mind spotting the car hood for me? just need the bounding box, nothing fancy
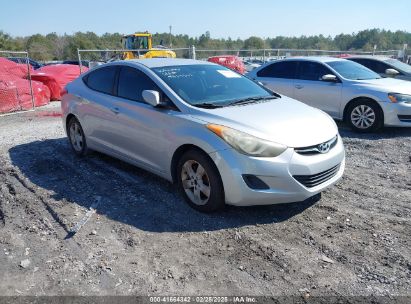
[189,97,338,148]
[352,78,411,94]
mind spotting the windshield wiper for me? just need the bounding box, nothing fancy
[195,103,223,109]
[355,77,381,80]
[227,96,278,106]
[194,96,278,109]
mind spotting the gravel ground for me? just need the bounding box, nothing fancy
[0,103,410,300]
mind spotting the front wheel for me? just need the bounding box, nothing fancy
[177,149,225,213]
[346,100,383,132]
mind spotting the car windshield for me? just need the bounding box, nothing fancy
[327,60,381,80]
[385,59,411,73]
[152,64,275,107]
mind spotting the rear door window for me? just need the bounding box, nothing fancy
[84,66,117,95]
[350,59,390,74]
[373,61,392,74]
[257,61,297,79]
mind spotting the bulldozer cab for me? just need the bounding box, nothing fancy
[122,32,176,60]
[122,33,152,55]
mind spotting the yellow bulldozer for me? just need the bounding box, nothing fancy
[122,32,176,60]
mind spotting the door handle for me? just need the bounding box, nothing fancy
[110,107,120,114]
[295,84,304,89]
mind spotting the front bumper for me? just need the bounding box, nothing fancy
[209,136,345,206]
[381,102,411,127]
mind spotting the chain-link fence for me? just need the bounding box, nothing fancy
[195,48,400,62]
[195,49,267,61]
[77,46,408,76]
[77,47,192,72]
[0,50,35,115]
[78,47,403,63]
[271,48,399,59]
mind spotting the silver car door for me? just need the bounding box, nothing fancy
[254,61,297,98]
[294,61,342,118]
[110,66,179,173]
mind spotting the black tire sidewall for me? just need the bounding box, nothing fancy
[346,100,383,132]
[177,149,225,213]
[68,117,88,156]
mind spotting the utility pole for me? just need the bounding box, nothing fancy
[169,25,172,48]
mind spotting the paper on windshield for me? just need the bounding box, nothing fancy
[217,70,241,78]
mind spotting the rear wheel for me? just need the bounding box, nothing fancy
[177,149,225,213]
[68,117,88,156]
[346,99,383,132]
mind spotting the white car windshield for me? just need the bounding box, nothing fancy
[327,60,381,80]
[153,64,276,108]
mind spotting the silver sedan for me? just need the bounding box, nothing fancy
[62,59,345,212]
[248,57,411,132]
[347,56,411,82]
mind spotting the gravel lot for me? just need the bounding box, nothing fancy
[0,102,410,300]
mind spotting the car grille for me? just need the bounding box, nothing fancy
[293,164,340,188]
[294,136,338,155]
[398,115,411,122]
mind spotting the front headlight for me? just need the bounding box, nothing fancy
[388,93,411,103]
[207,124,287,157]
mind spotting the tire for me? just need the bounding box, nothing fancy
[177,149,225,213]
[346,99,384,132]
[67,117,88,156]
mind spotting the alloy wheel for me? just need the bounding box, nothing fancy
[181,160,211,206]
[350,105,376,129]
[69,121,84,152]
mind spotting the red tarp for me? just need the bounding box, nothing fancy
[31,64,88,100]
[207,55,246,74]
[0,57,33,78]
[0,58,50,113]
[0,75,50,113]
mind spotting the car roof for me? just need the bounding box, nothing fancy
[126,58,214,69]
[348,55,391,61]
[281,56,344,63]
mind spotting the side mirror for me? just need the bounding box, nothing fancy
[321,74,338,82]
[142,90,163,107]
[385,68,399,76]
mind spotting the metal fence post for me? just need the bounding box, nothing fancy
[190,45,196,60]
[77,49,82,74]
[26,51,35,110]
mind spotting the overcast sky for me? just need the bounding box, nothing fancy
[1,0,410,38]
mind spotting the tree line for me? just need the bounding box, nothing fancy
[0,28,410,61]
